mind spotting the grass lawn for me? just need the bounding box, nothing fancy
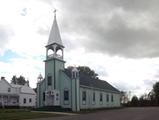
[0,109,63,120]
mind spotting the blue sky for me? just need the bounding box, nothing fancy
[0,50,19,62]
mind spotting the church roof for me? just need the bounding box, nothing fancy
[47,13,63,47]
[64,69,120,93]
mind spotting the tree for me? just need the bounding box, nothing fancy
[11,75,27,85]
[67,66,98,79]
[139,95,148,106]
[11,75,17,84]
[33,88,37,93]
[148,91,156,106]
[153,82,159,105]
[131,95,139,106]
[120,91,129,104]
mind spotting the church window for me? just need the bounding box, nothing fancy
[64,90,69,101]
[48,76,52,86]
[73,72,75,78]
[72,72,76,79]
[82,91,86,101]
[56,49,62,57]
[100,93,103,102]
[48,49,54,57]
[93,92,95,102]
[23,98,26,104]
[106,94,109,102]
[111,94,114,102]
[43,92,45,101]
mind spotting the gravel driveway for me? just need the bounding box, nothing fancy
[29,107,159,120]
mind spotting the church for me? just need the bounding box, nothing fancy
[37,12,121,112]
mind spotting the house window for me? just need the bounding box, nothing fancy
[93,92,95,102]
[8,88,11,92]
[43,92,45,101]
[64,90,69,101]
[23,98,26,104]
[111,94,114,102]
[106,94,109,102]
[82,91,86,101]
[100,93,103,102]
[47,76,52,86]
[29,98,32,103]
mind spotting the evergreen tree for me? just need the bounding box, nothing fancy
[153,82,159,105]
[131,95,139,106]
[11,75,27,85]
[11,75,17,84]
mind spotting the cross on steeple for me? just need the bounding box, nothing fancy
[54,9,57,18]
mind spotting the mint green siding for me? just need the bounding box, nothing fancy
[59,71,72,108]
[37,80,46,107]
[45,58,64,90]
[80,86,120,109]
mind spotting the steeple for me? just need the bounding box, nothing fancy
[47,10,63,47]
[46,10,64,60]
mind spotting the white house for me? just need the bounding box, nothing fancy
[0,77,36,107]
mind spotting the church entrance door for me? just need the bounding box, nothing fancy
[46,95,54,106]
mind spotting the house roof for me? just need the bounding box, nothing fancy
[11,84,22,88]
[11,84,35,94]
[0,78,35,94]
[20,86,36,94]
[64,69,120,93]
[0,78,12,87]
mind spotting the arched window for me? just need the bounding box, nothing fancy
[47,49,54,57]
[72,71,76,78]
[72,67,79,79]
[56,49,62,57]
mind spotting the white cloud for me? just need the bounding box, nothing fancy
[0,0,159,97]
[65,51,159,96]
